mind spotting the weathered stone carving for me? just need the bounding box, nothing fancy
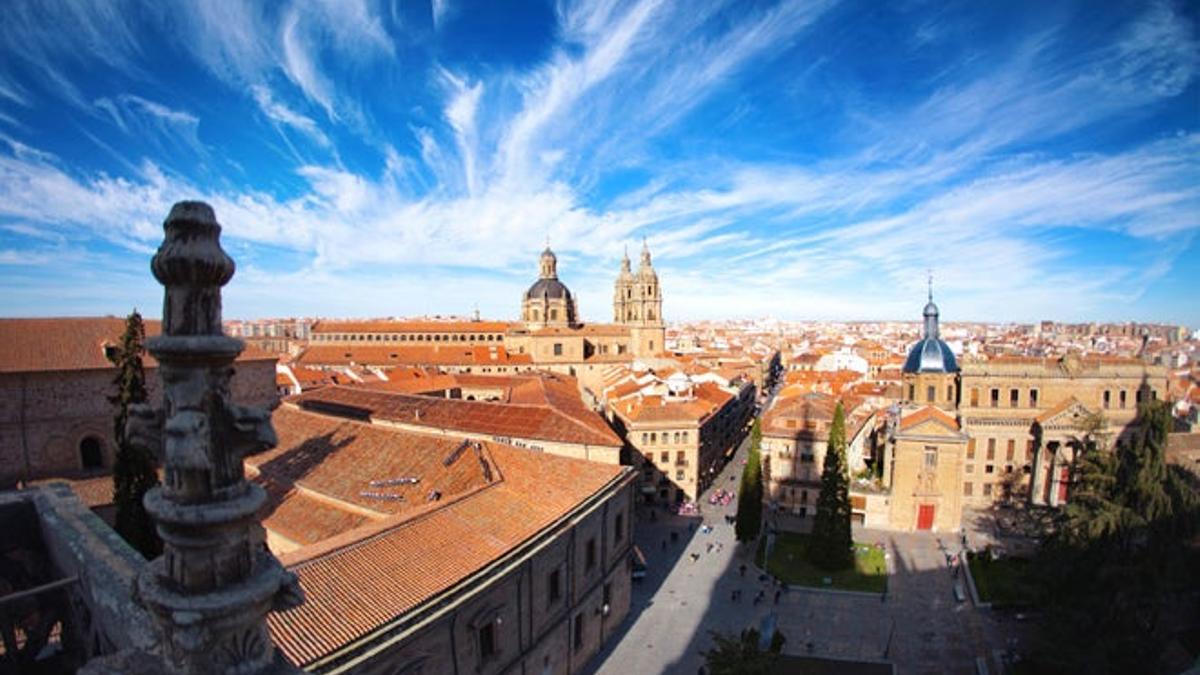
[125,201,303,674]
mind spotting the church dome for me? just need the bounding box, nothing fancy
[524,278,573,300]
[525,245,573,301]
[903,337,958,373]
[903,283,958,373]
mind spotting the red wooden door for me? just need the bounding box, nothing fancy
[1057,468,1069,503]
[917,504,935,530]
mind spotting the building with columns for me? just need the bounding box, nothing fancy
[881,285,1168,531]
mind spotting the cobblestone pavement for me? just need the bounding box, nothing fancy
[585,433,1022,675]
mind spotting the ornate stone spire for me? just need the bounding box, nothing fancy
[127,201,303,674]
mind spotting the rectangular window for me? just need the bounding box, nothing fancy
[970,388,979,407]
[675,469,684,480]
[682,431,689,443]
[553,342,563,356]
[908,384,915,400]
[947,385,954,402]
[614,513,624,544]
[965,464,974,474]
[987,439,996,460]
[986,465,994,474]
[1104,390,1111,409]
[603,582,612,610]
[1030,389,1039,407]
[1026,440,1035,462]
[573,614,584,651]
[926,385,935,403]
[676,450,686,464]
[641,433,648,444]
[983,483,993,497]
[479,623,497,661]
[660,451,668,463]
[964,482,973,496]
[548,569,562,605]
[1119,390,1127,409]
[1010,389,1019,408]
[585,538,596,571]
[1006,439,1015,461]
[966,438,976,460]
[990,389,999,407]
[923,446,937,468]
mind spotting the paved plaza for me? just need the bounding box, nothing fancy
[585,436,1022,675]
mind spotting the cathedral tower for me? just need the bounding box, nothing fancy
[614,240,665,356]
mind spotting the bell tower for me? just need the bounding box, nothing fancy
[615,239,665,357]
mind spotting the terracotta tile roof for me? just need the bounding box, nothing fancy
[249,406,495,522]
[0,317,277,373]
[27,474,118,508]
[261,408,630,666]
[311,320,515,334]
[290,384,622,448]
[898,406,960,432]
[296,344,533,367]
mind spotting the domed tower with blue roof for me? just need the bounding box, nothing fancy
[902,276,960,410]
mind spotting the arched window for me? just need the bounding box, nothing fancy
[80,436,104,469]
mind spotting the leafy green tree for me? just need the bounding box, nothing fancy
[1031,400,1200,674]
[109,310,161,559]
[735,418,764,543]
[701,627,786,675]
[809,401,852,570]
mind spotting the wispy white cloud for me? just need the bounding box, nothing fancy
[250,85,331,148]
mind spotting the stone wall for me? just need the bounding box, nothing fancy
[0,358,277,486]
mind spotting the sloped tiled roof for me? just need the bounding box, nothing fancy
[0,317,277,373]
[290,384,622,447]
[898,406,960,432]
[260,406,630,666]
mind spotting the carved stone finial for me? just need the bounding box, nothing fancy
[152,201,235,337]
[127,201,302,674]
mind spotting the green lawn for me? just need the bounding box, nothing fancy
[756,532,888,593]
[967,553,1036,607]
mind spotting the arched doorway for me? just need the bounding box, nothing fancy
[80,436,104,469]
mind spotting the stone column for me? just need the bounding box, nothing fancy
[127,202,303,674]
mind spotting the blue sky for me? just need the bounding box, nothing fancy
[0,0,1197,326]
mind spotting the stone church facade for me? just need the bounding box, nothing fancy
[881,288,1167,531]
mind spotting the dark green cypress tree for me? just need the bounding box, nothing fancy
[109,310,162,559]
[809,401,852,570]
[735,418,764,542]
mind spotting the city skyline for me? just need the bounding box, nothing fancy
[0,0,1197,324]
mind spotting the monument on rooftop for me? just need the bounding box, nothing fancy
[122,201,303,674]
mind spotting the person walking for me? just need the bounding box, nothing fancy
[739,563,747,577]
